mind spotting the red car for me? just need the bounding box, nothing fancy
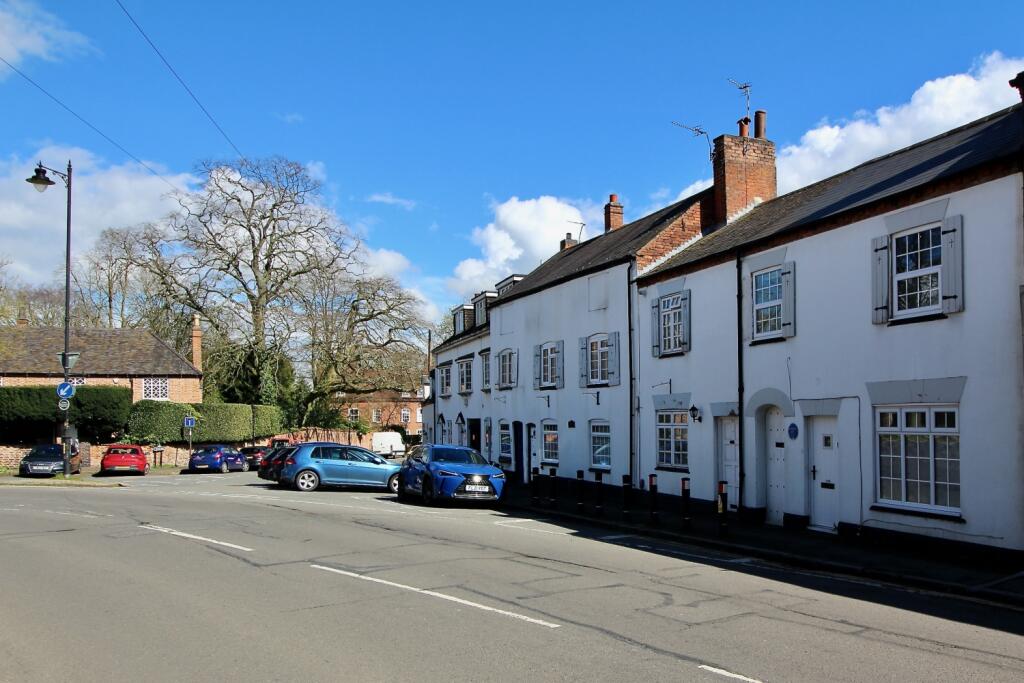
[100,444,150,475]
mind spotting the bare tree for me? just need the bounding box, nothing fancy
[141,157,356,402]
[71,227,144,328]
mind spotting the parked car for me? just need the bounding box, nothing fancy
[18,443,81,476]
[188,445,248,473]
[397,445,505,505]
[258,447,294,482]
[371,431,406,457]
[240,446,269,469]
[99,444,149,475]
[278,442,402,493]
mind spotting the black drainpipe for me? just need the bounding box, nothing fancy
[627,264,636,484]
[735,251,745,517]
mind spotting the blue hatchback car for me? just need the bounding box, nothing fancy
[188,445,248,473]
[397,444,505,505]
[278,442,402,493]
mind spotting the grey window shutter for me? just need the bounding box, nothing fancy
[681,289,692,353]
[607,331,621,386]
[511,350,519,387]
[555,340,565,388]
[651,300,661,357]
[578,337,588,387]
[871,235,890,324]
[781,261,796,338]
[532,344,541,390]
[941,214,964,314]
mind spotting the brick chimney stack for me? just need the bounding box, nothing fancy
[559,232,578,251]
[191,314,202,371]
[713,110,776,224]
[604,194,623,232]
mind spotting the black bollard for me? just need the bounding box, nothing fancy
[621,474,632,523]
[594,470,604,517]
[531,467,540,506]
[648,474,659,525]
[717,480,728,536]
[681,477,691,530]
[576,469,585,513]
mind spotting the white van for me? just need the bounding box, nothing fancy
[371,431,406,457]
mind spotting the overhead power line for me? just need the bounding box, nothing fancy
[114,0,245,159]
[0,54,184,193]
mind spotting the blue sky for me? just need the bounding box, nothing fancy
[2,0,1023,319]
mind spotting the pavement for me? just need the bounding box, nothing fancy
[1,472,1023,682]
[500,478,1024,608]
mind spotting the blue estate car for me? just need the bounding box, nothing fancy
[278,442,402,493]
[397,444,505,505]
[189,445,248,473]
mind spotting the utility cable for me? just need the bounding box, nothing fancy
[114,0,245,159]
[0,54,184,193]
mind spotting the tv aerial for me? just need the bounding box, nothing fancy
[728,78,752,124]
[671,121,714,162]
[567,219,586,241]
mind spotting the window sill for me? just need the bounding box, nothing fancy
[439,393,452,399]
[749,336,786,347]
[496,384,514,391]
[481,387,491,393]
[588,466,612,474]
[886,312,948,327]
[655,465,690,473]
[458,390,473,396]
[658,349,686,358]
[540,459,560,467]
[538,384,559,392]
[869,503,965,523]
[586,382,610,388]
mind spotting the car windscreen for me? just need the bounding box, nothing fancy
[349,449,383,464]
[430,447,486,465]
[193,447,220,456]
[273,448,295,461]
[106,448,136,455]
[26,445,63,459]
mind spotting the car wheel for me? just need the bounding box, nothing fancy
[421,476,435,506]
[387,474,399,494]
[219,462,229,474]
[241,460,250,472]
[143,464,150,476]
[295,469,319,492]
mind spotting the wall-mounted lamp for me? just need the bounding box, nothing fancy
[688,404,703,423]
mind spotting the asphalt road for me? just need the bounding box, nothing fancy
[1,473,1022,683]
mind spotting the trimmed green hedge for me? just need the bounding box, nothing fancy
[0,386,132,443]
[127,400,284,445]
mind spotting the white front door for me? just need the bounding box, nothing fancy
[809,416,839,531]
[765,407,786,525]
[717,417,739,510]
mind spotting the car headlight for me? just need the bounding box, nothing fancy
[437,469,459,478]
[491,471,505,479]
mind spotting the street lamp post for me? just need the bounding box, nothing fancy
[26,161,74,477]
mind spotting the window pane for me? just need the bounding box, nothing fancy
[905,411,927,429]
[878,433,901,501]
[879,411,898,429]
[904,435,931,504]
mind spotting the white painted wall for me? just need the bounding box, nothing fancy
[638,174,1024,549]
[427,330,491,451]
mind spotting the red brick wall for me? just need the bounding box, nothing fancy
[713,134,777,223]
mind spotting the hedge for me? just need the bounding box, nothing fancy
[0,386,132,443]
[126,400,284,445]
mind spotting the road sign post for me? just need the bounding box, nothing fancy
[184,415,196,465]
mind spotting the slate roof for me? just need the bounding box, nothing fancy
[495,191,709,305]
[0,327,201,377]
[644,103,1024,278]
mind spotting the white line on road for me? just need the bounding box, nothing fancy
[140,524,254,552]
[311,564,560,629]
[494,519,568,535]
[44,509,98,519]
[698,665,762,682]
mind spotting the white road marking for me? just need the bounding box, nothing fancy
[44,509,98,519]
[494,519,568,535]
[698,664,762,682]
[599,534,638,540]
[140,524,254,552]
[311,564,561,629]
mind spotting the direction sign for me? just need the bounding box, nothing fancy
[183,416,197,429]
[57,382,75,399]
[58,398,70,411]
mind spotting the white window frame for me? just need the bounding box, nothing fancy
[875,404,960,512]
[474,300,485,326]
[656,410,688,468]
[416,407,423,423]
[499,422,511,460]
[481,353,491,389]
[372,408,382,423]
[540,342,559,388]
[542,421,558,463]
[892,223,943,319]
[498,350,514,387]
[348,407,360,421]
[588,334,609,385]
[439,366,452,396]
[659,294,685,353]
[401,408,411,424]
[753,266,784,339]
[457,360,473,393]
[142,377,169,401]
[590,420,611,468]
[454,311,464,334]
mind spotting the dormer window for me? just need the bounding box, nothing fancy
[474,300,486,326]
[454,310,464,334]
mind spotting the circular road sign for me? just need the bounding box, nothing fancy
[58,398,71,411]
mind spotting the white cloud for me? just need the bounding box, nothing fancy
[446,195,596,298]
[776,52,1024,193]
[675,177,713,202]
[361,247,411,278]
[0,146,196,283]
[0,0,91,76]
[366,192,416,211]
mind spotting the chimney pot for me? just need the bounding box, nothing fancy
[609,193,618,203]
[754,110,767,139]
[738,117,751,137]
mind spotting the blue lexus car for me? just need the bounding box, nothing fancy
[397,444,505,505]
[188,445,248,473]
[278,442,402,492]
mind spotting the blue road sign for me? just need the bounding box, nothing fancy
[57,382,75,399]
[183,416,196,429]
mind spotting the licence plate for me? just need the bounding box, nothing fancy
[195,464,209,469]
[465,484,489,492]
[113,466,129,471]
[32,466,51,472]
